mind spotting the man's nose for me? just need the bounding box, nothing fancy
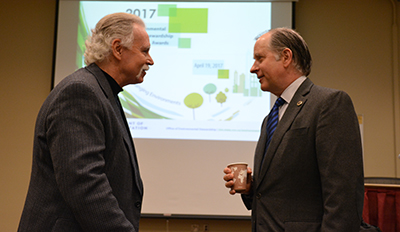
[147,55,154,65]
[250,63,257,73]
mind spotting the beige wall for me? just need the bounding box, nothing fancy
[1,0,399,231]
[1,1,57,231]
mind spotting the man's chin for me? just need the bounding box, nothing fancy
[134,79,144,84]
[260,85,269,92]
[134,74,145,84]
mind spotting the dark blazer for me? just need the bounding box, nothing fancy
[18,64,143,232]
[243,78,364,232]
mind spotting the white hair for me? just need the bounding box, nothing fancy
[84,12,145,65]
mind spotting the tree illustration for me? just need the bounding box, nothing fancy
[203,83,217,102]
[184,93,204,120]
[215,91,227,106]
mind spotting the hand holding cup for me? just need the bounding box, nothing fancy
[224,162,251,194]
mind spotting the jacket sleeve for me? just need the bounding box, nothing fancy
[241,183,254,210]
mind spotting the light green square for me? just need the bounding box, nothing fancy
[158,4,177,16]
[178,38,191,48]
[218,69,229,79]
[169,8,208,33]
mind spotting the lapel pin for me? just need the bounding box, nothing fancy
[297,101,303,106]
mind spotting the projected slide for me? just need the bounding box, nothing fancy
[78,1,272,141]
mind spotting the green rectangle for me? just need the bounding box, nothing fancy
[169,8,208,33]
[178,38,191,48]
[158,4,177,16]
[218,69,229,79]
[244,89,249,97]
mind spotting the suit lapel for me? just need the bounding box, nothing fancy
[85,64,143,194]
[256,79,313,189]
[254,118,268,180]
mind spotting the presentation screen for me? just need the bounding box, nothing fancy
[54,0,293,218]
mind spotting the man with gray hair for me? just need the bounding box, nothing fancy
[223,28,364,231]
[18,12,154,232]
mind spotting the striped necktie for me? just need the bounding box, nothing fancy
[265,97,286,152]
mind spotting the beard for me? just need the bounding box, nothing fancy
[136,64,149,79]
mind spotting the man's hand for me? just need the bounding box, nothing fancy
[223,167,252,195]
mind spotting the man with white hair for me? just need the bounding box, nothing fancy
[18,12,154,232]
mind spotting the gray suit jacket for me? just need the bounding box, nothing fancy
[243,78,364,232]
[18,64,143,232]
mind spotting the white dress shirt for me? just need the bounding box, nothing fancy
[278,76,307,120]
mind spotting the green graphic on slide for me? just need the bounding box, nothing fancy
[218,69,229,79]
[248,74,262,97]
[215,91,227,107]
[203,83,217,102]
[77,3,90,69]
[168,8,208,33]
[158,4,208,33]
[233,71,262,97]
[184,93,204,120]
[119,91,170,119]
[157,4,208,49]
[158,4,177,16]
[178,38,191,48]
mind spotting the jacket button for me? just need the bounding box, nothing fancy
[135,202,141,209]
[256,193,261,199]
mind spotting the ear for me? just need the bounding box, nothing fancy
[111,39,123,60]
[281,48,293,68]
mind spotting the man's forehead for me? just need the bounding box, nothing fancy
[254,40,267,52]
[256,33,270,46]
[133,27,150,47]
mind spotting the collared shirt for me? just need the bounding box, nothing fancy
[278,76,307,120]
